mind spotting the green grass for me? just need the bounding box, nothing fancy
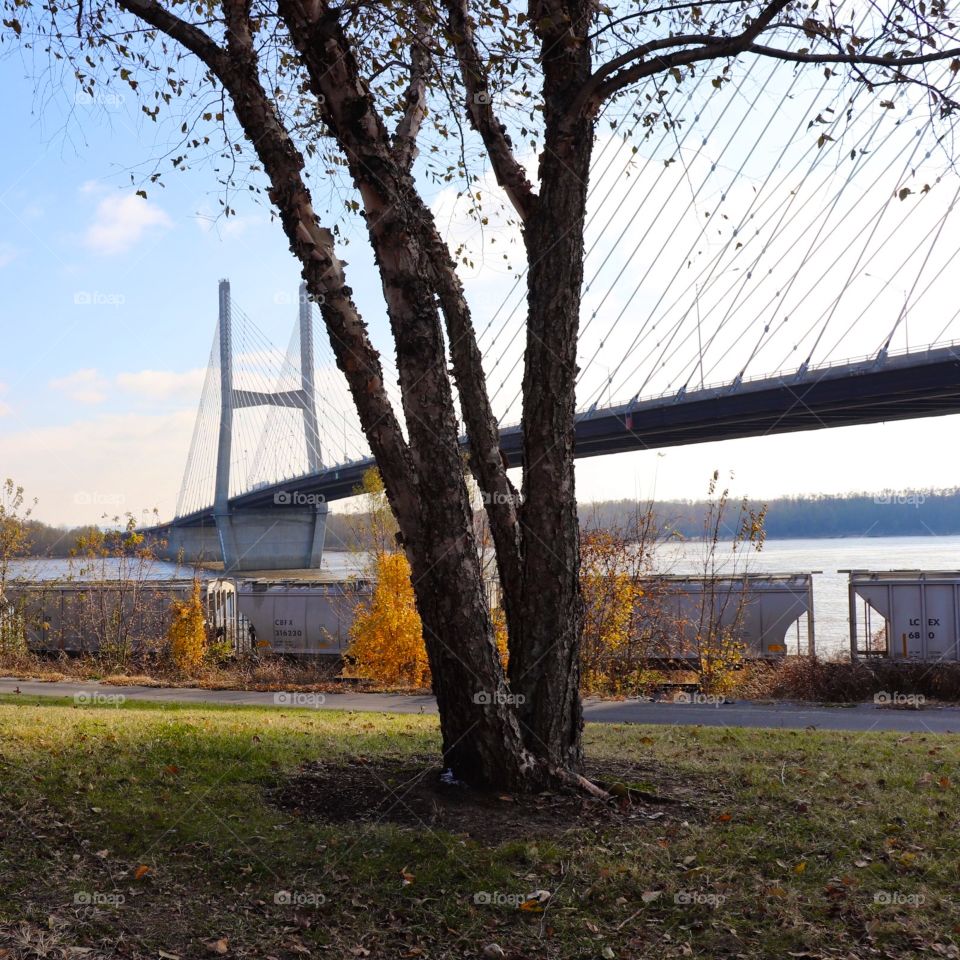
[0,693,958,958]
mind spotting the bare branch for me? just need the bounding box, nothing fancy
[580,0,790,112]
[744,41,960,69]
[114,0,226,72]
[441,0,538,222]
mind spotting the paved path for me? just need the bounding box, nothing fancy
[2,677,959,733]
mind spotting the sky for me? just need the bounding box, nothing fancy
[2,44,960,528]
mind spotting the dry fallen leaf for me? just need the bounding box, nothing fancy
[519,889,551,912]
[205,939,229,955]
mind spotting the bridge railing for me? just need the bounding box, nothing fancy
[567,337,960,422]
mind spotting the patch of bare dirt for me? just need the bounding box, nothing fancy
[271,755,693,843]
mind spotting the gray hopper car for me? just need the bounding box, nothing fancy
[2,578,238,653]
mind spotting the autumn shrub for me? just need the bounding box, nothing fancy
[0,608,28,661]
[741,656,960,703]
[694,628,746,696]
[0,480,33,662]
[167,581,208,675]
[346,552,429,687]
[578,523,663,695]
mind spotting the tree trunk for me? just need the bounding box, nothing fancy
[273,0,540,791]
[508,14,595,775]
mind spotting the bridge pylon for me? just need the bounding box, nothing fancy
[203,279,328,572]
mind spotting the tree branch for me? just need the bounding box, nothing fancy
[115,0,226,71]
[580,0,790,112]
[744,41,960,68]
[441,0,538,222]
[392,6,431,172]
[277,0,526,614]
[114,0,421,537]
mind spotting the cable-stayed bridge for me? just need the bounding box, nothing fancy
[151,59,960,570]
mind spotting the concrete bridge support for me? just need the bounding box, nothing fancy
[156,502,327,572]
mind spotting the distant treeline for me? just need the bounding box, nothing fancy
[582,488,960,539]
[16,487,960,556]
[17,521,100,557]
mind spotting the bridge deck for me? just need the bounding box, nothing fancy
[160,343,960,529]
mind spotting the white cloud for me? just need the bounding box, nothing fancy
[0,410,193,525]
[116,368,206,403]
[84,193,172,255]
[0,243,17,269]
[49,368,109,405]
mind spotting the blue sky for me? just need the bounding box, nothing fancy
[2,49,960,527]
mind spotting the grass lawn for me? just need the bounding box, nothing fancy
[0,694,957,959]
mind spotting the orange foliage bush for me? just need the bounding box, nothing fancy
[167,581,207,674]
[347,552,430,687]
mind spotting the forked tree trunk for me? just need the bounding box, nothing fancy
[114,0,590,794]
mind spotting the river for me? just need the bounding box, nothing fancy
[7,536,960,658]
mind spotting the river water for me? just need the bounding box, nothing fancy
[8,536,960,658]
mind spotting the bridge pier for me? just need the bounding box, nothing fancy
[157,503,327,572]
[215,503,328,572]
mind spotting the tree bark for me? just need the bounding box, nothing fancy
[508,3,596,774]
